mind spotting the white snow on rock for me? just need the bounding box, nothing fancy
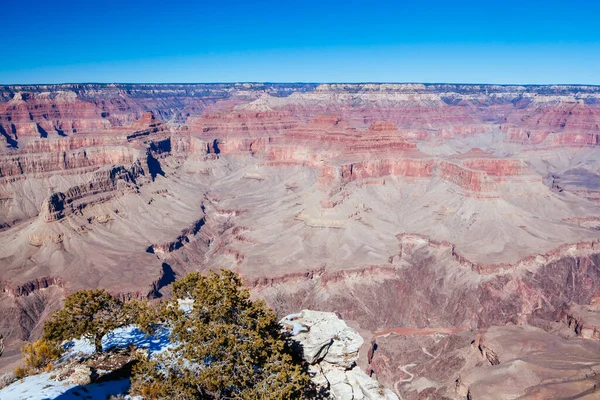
[2,311,398,399]
[0,372,130,400]
[0,325,170,400]
[64,325,171,359]
[177,298,194,313]
[281,310,399,400]
[280,312,309,335]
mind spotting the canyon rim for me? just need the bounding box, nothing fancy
[1,83,600,398]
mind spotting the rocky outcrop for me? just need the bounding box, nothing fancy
[0,146,139,180]
[563,303,600,340]
[438,161,499,194]
[1,276,64,298]
[39,164,142,223]
[281,310,399,399]
[54,364,94,386]
[146,217,206,255]
[50,346,139,386]
[39,193,67,222]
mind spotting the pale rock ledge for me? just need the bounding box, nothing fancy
[281,310,399,400]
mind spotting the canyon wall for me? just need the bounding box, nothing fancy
[1,83,600,397]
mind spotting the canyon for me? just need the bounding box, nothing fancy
[1,83,600,398]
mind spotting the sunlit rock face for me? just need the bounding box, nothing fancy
[2,83,600,397]
[281,310,399,399]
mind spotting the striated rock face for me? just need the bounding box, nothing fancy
[281,310,399,400]
[438,161,498,194]
[37,164,141,224]
[39,192,66,222]
[2,82,600,397]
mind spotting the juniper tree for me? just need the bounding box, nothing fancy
[131,270,310,399]
[43,289,135,352]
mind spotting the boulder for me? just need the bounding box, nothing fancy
[281,310,362,368]
[53,363,93,385]
[281,310,399,400]
[68,365,93,385]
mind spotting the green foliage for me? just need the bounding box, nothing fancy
[131,270,310,399]
[43,289,133,353]
[128,299,160,334]
[13,338,62,377]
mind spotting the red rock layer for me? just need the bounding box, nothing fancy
[502,101,600,147]
[438,161,498,193]
[0,92,110,142]
[0,147,139,179]
[396,232,600,275]
[186,106,544,195]
[188,111,299,137]
[339,159,434,180]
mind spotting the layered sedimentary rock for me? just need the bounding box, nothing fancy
[1,83,600,398]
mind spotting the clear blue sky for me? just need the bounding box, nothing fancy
[3,0,600,84]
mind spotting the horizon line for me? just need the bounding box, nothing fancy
[2,81,600,88]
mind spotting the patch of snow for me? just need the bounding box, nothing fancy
[0,325,173,400]
[0,373,130,400]
[289,321,308,335]
[280,313,309,335]
[63,325,172,360]
[103,325,172,355]
[177,298,194,313]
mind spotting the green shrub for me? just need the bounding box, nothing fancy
[11,338,62,379]
[21,339,62,370]
[43,289,133,353]
[130,270,310,399]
